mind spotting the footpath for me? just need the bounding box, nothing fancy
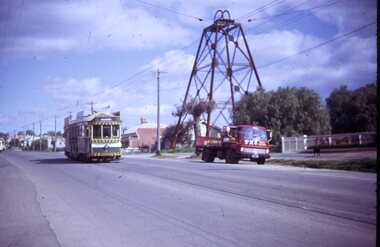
[122,148,377,161]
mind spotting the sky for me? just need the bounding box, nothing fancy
[0,0,377,135]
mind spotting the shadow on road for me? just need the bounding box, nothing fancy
[30,158,121,165]
[30,158,80,165]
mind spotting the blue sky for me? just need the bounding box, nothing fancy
[0,0,377,134]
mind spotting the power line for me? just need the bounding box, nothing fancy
[248,0,344,21]
[11,0,368,130]
[258,21,376,69]
[236,0,287,22]
[134,0,203,21]
[56,0,289,108]
[245,0,345,35]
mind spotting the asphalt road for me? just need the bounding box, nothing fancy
[0,150,376,247]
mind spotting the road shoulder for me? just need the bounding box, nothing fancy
[0,155,61,247]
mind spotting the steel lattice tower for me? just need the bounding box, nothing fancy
[173,10,263,147]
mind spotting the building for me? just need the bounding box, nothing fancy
[20,135,65,151]
[122,117,167,151]
[163,120,222,149]
[46,136,65,150]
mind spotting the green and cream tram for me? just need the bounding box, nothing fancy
[64,111,122,161]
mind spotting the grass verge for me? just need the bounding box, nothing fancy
[269,159,376,173]
[151,154,179,159]
[161,148,195,153]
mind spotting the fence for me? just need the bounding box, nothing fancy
[281,132,377,153]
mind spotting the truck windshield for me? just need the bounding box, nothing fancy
[239,127,267,141]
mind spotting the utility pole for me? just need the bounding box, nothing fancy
[32,123,35,151]
[88,101,95,114]
[22,126,25,151]
[23,125,28,150]
[39,121,42,151]
[154,69,166,155]
[54,115,57,152]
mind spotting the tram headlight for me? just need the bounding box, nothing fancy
[103,144,110,151]
[240,147,245,152]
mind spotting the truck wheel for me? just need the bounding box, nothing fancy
[226,150,239,164]
[203,149,215,163]
[257,158,265,165]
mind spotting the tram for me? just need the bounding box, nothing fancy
[64,111,122,161]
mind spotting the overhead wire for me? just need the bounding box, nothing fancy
[61,0,290,108]
[133,0,203,21]
[257,21,376,69]
[12,0,369,131]
[59,0,327,122]
[245,0,345,36]
[248,0,345,21]
[236,0,287,22]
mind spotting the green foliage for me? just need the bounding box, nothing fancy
[173,97,216,144]
[161,147,195,153]
[326,83,377,133]
[162,121,193,147]
[46,130,62,136]
[270,159,376,173]
[233,87,331,144]
[173,97,216,118]
[26,130,35,136]
[0,132,9,139]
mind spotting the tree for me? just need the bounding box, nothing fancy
[326,83,377,133]
[294,87,331,135]
[233,89,271,126]
[162,121,193,148]
[47,131,55,136]
[173,97,216,146]
[47,130,62,136]
[26,130,35,136]
[0,132,9,140]
[233,87,331,144]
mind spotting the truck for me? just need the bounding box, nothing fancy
[196,125,271,164]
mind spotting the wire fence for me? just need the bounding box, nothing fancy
[281,132,377,153]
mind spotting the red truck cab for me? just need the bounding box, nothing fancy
[196,125,271,164]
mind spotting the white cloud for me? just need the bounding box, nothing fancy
[250,30,324,64]
[123,103,173,127]
[144,49,194,76]
[1,0,376,132]
[0,114,11,125]
[42,73,182,127]
[310,0,377,34]
[1,0,193,58]
[247,28,376,97]
[45,77,101,100]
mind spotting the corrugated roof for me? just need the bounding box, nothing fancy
[125,123,167,134]
[82,112,118,122]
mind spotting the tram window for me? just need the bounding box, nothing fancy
[85,126,89,137]
[112,125,119,137]
[103,125,111,138]
[93,125,101,139]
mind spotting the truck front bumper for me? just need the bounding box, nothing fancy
[241,152,270,159]
[239,147,270,160]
